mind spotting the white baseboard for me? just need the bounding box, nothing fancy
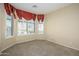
[0,43,15,54]
[1,38,78,55]
[0,39,37,53]
[47,39,79,51]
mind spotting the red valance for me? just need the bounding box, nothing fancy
[22,11,36,20]
[10,5,16,19]
[4,3,44,22]
[32,14,36,21]
[4,3,11,15]
[37,15,44,22]
[4,3,16,19]
[16,9,36,21]
[16,9,23,19]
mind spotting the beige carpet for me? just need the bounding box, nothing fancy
[1,40,79,56]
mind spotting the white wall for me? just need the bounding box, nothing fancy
[45,4,79,50]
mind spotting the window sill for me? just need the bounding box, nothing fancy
[5,36,14,39]
[17,33,35,36]
[38,33,44,34]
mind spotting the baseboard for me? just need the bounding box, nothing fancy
[0,39,43,53]
[1,38,78,55]
[0,43,16,54]
[47,39,79,51]
[0,52,2,55]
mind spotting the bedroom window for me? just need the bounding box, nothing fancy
[38,22,44,34]
[17,20,27,35]
[27,20,35,35]
[5,15,13,38]
[17,20,35,35]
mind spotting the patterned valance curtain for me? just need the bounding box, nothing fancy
[37,15,44,22]
[4,3,44,22]
[4,3,16,19]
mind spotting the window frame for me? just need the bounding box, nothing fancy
[17,19,35,36]
[5,14,14,39]
[38,22,44,34]
[17,20,27,36]
[27,21,35,35]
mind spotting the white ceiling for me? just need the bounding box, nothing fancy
[10,3,71,14]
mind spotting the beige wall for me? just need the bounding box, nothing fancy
[45,4,79,50]
[0,4,45,52]
[0,4,16,52]
[0,4,1,52]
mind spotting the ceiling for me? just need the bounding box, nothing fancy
[10,3,71,14]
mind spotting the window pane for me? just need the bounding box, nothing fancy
[38,23,44,34]
[17,20,27,35]
[6,15,13,37]
[28,22,35,34]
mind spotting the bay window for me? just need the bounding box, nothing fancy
[17,19,44,35]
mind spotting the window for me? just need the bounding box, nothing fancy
[5,15,13,37]
[17,20,27,35]
[38,22,44,34]
[17,19,45,35]
[28,20,35,35]
[17,20,35,35]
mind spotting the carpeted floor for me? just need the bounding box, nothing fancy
[1,40,79,56]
